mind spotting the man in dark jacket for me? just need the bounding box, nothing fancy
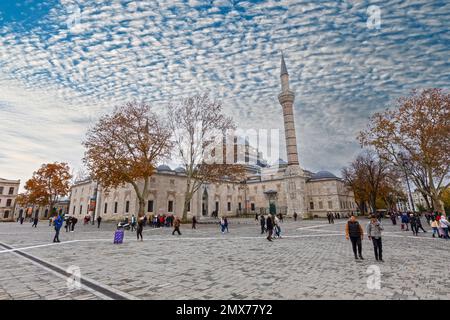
[192,216,197,229]
[345,215,364,260]
[97,215,102,228]
[260,215,266,234]
[410,214,418,236]
[71,217,78,232]
[32,216,39,228]
[415,214,427,233]
[266,215,274,242]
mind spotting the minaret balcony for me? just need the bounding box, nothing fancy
[278,90,295,105]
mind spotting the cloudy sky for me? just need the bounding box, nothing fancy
[0,0,449,188]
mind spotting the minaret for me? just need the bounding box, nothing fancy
[278,53,300,167]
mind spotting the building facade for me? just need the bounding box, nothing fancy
[0,178,20,221]
[68,55,356,221]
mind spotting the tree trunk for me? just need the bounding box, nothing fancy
[181,177,195,223]
[138,198,145,217]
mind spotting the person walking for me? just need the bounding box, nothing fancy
[274,215,282,238]
[425,212,431,226]
[255,213,258,221]
[431,217,440,238]
[53,215,63,243]
[136,216,144,241]
[260,215,266,234]
[32,216,38,228]
[410,214,418,236]
[192,216,197,229]
[415,214,427,233]
[293,212,297,221]
[71,217,78,232]
[345,215,364,260]
[266,215,274,241]
[390,213,397,225]
[401,212,409,231]
[65,216,71,232]
[327,212,332,224]
[97,215,102,228]
[172,216,182,236]
[20,216,25,225]
[366,215,384,262]
[220,217,225,234]
[439,215,450,239]
[131,214,137,232]
[224,217,229,233]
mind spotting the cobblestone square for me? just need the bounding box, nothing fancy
[1,218,449,300]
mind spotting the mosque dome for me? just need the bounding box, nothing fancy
[157,164,172,172]
[310,171,338,180]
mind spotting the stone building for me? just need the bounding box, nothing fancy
[69,55,357,221]
[14,198,70,220]
[0,178,20,221]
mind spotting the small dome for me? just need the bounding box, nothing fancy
[272,158,287,167]
[157,165,172,172]
[174,166,186,173]
[310,171,338,180]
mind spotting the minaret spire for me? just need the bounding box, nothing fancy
[280,51,288,76]
[277,53,299,167]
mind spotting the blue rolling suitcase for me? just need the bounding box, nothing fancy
[114,229,124,244]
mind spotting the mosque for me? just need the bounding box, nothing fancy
[21,55,357,221]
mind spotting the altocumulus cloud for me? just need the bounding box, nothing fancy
[0,0,449,187]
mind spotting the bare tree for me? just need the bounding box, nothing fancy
[168,93,246,221]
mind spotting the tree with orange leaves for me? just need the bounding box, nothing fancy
[359,89,450,212]
[24,162,72,216]
[83,102,172,217]
[342,150,397,214]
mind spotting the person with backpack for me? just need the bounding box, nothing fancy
[366,215,384,262]
[53,215,63,243]
[345,215,364,260]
